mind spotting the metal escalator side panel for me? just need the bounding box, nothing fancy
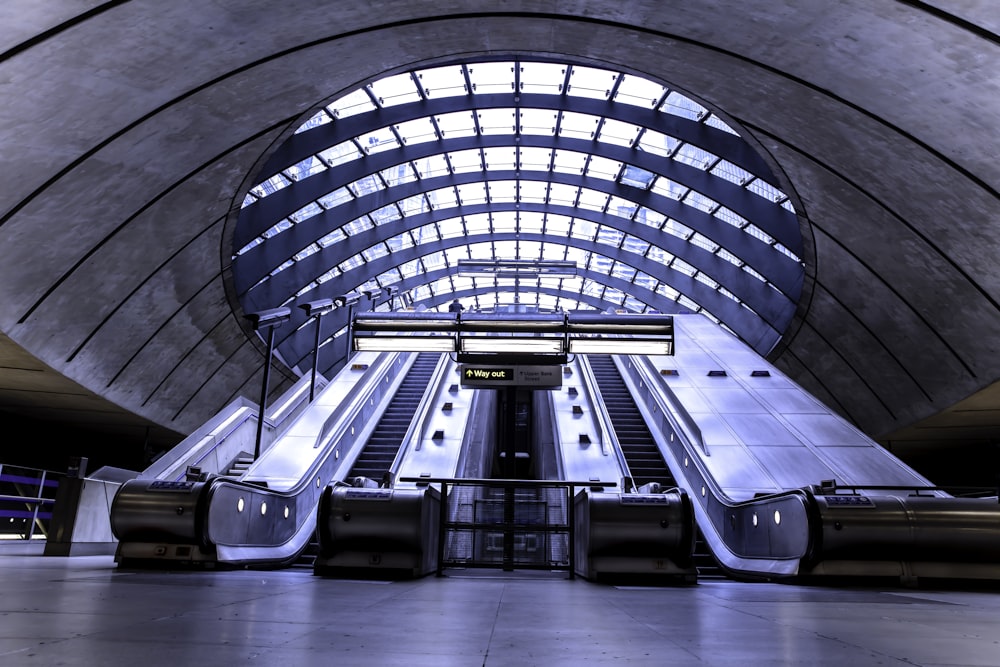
[618,353,812,578]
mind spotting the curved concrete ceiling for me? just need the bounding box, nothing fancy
[1,1,999,464]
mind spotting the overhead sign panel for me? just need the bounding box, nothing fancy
[460,365,563,388]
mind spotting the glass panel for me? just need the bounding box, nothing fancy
[596,226,624,248]
[262,219,292,239]
[518,240,542,258]
[704,113,739,135]
[634,271,657,291]
[623,295,646,312]
[623,236,650,256]
[380,162,418,187]
[558,111,599,140]
[597,118,641,148]
[318,187,354,209]
[520,61,565,94]
[478,108,516,135]
[415,64,467,98]
[358,126,400,155]
[577,189,608,213]
[370,204,402,226]
[399,194,429,216]
[487,181,517,203]
[285,155,327,182]
[635,207,666,228]
[438,217,466,240]
[293,244,319,262]
[338,255,365,273]
[689,232,718,253]
[363,243,389,262]
[464,214,490,235]
[519,180,548,203]
[491,210,517,233]
[436,111,477,138]
[621,165,655,189]
[317,228,347,247]
[457,182,488,205]
[636,129,681,158]
[327,89,376,119]
[607,196,638,220]
[657,283,680,301]
[343,216,373,236]
[660,90,705,121]
[710,159,752,186]
[410,223,439,243]
[483,147,517,171]
[394,117,439,145]
[467,61,514,94]
[715,206,747,229]
[544,214,572,236]
[519,146,552,171]
[294,109,332,134]
[552,150,587,173]
[613,74,666,108]
[416,154,451,178]
[369,73,421,107]
[449,149,483,173]
[250,173,291,199]
[290,202,324,224]
[519,108,557,135]
[672,258,697,277]
[319,141,363,168]
[444,246,469,265]
[610,262,635,281]
[547,183,578,206]
[567,65,616,100]
[348,174,383,198]
[651,177,688,201]
[428,186,458,209]
[583,155,621,180]
[674,143,717,170]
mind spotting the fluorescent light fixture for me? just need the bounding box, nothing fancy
[461,337,563,354]
[354,336,456,352]
[569,339,673,355]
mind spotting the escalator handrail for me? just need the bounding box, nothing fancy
[203,351,411,560]
[623,354,815,575]
[578,355,636,486]
[391,354,450,476]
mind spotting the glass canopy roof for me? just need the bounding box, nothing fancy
[231,59,804,375]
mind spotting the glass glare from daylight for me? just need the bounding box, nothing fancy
[233,58,804,359]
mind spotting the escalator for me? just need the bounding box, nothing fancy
[347,352,441,483]
[587,355,676,489]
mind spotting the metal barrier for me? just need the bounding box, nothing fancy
[401,477,616,577]
[0,464,61,541]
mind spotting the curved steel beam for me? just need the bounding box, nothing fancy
[261,92,776,180]
[251,233,789,360]
[239,205,796,328]
[237,133,800,254]
[234,168,802,297]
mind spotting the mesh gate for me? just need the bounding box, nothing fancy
[398,477,617,575]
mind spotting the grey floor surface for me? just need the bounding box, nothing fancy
[2,555,1000,666]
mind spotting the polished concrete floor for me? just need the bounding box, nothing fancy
[2,556,1000,666]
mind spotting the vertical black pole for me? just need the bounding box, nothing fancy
[345,304,356,362]
[310,313,323,402]
[567,484,576,579]
[437,481,448,577]
[254,325,277,460]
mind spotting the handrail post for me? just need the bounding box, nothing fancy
[567,483,576,580]
[437,481,448,577]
